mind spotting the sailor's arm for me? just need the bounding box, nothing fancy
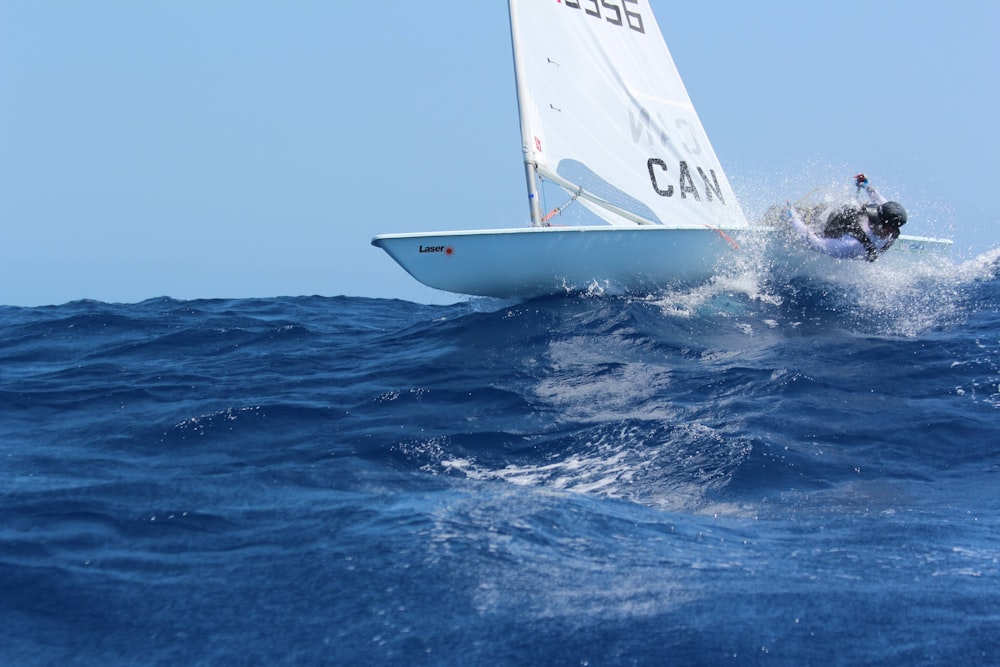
[864,185,888,206]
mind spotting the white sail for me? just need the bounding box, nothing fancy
[509,0,747,230]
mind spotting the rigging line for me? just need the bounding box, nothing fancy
[541,186,583,224]
[536,167,548,226]
[702,224,739,250]
[794,187,821,207]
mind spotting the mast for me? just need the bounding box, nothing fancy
[507,0,543,227]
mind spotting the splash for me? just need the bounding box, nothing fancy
[955,246,1000,283]
[659,187,989,336]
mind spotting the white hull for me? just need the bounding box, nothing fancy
[373,227,954,298]
[886,234,954,258]
[372,226,743,298]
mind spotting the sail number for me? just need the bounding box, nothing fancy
[563,0,645,34]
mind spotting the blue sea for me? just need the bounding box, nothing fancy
[2,251,999,666]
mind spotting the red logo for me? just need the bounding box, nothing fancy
[535,136,542,152]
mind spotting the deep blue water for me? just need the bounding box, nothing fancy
[2,252,999,665]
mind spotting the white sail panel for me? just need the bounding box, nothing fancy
[509,0,747,229]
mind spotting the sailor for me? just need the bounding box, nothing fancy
[784,173,908,261]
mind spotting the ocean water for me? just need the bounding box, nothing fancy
[2,250,999,666]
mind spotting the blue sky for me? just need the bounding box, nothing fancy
[2,1,998,306]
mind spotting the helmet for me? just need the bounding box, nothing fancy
[877,201,907,227]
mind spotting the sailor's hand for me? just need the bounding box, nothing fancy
[854,173,869,189]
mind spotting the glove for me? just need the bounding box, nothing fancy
[854,173,869,189]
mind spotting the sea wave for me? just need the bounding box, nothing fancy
[1,250,998,665]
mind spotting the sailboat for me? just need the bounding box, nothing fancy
[371,0,945,298]
[372,0,747,298]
